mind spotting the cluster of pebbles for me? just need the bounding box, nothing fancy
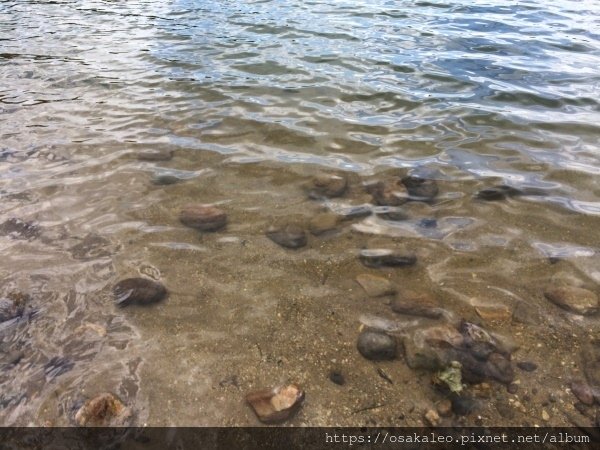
[2,165,599,428]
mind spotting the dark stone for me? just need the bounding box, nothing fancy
[401,176,439,201]
[485,352,514,385]
[266,224,307,249]
[179,204,227,232]
[365,180,408,206]
[418,218,437,228]
[359,249,417,268]
[450,395,476,416]
[152,174,181,185]
[113,278,167,307]
[137,149,173,161]
[475,185,523,201]
[0,218,40,240]
[507,383,519,394]
[308,174,347,199]
[338,204,372,220]
[516,361,538,372]
[357,330,396,361]
[329,370,345,386]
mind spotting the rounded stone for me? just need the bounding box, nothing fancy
[401,176,439,201]
[246,384,305,424]
[113,277,167,307]
[391,290,442,319]
[365,180,408,206]
[266,224,307,249]
[544,286,599,316]
[359,248,417,268]
[75,393,133,426]
[357,330,396,360]
[179,204,227,231]
[355,274,396,297]
[308,174,347,199]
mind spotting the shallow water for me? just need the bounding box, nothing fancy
[1,0,600,426]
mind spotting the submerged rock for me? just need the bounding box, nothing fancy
[329,370,345,386]
[365,180,408,206]
[475,185,522,201]
[359,249,416,268]
[69,234,112,260]
[337,204,372,220]
[516,361,537,372]
[581,339,600,389]
[113,278,167,307]
[152,174,182,185]
[355,274,396,297]
[137,149,173,161]
[391,290,442,319]
[544,286,598,316]
[571,380,595,406]
[246,384,305,424]
[0,218,40,240]
[357,329,397,360]
[44,356,75,380]
[179,204,227,232]
[266,224,307,249]
[307,174,347,199]
[401,176,439,201]
[75,393,133,426]
[0,292,27,323]
[308,213,340,236]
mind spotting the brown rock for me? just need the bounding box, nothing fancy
[571,380,595,406]
[475,304,513,323]
[308,213,340,236]
[544,286,598,316]
[75,393,132,426]
[179,204,227,231]
[436,399,452,417]
[266,224,307,249]
[308,174,347,199]
[113,278,167,307]
[355,274,396,297]
[246,384,305,424]
[424,409,441,426]
[365,180,408,206]
[391,290,442,319]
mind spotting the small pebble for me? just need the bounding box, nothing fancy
[357,330,396,361]
[359,248,416,268]
[451,395,476,416]
[355,274,396,297]
[329,370,345,386]
[544,286,599,316]
[542,409,550,421]
[179,204,227,232]
[401,176,439,201]
[113,277,167,307]
[436,399,452,417]
[507,383,519,394]
[246,384,305,424]
[571,380,595,406]
[365,180,408,206]
[516,361,538,372]
[266,224,307,249]
[308,174,347,199]
[424,409,441,426]
[308,213,339,236]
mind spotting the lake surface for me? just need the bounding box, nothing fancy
[1,0,599,427]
